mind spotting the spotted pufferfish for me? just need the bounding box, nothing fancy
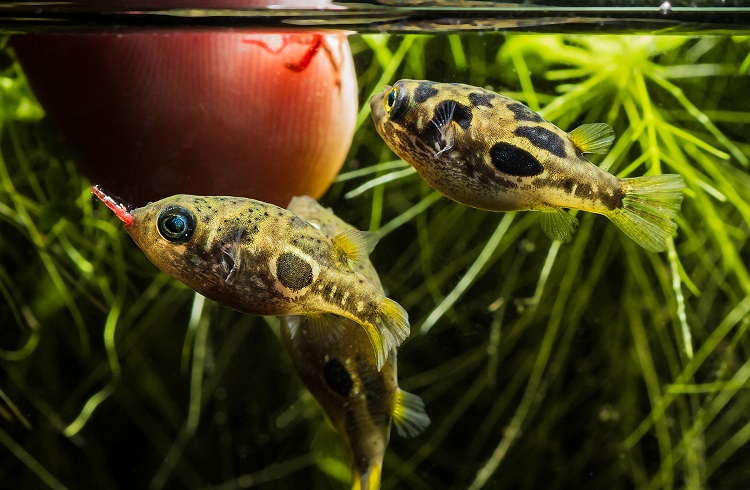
[91,186,409,370]
[281,196,429,490]
[370,80,685,252]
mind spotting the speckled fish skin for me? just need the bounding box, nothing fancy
[94,190,409,369]
[370,80,685,252]
[281,196,429,490]
[370,80,624,213]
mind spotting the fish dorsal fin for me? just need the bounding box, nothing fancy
[568,123,615,154]
[333,230,375,263]
[539,209,579,243]
[392,389,430,438]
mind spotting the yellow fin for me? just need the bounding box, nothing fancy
[334,230,376,263]
[606,174,684,252]
[362,298,410,371]
[568,123,615,154]
[539,209,579,243]
[392,389,430,438]
[352,465,382,490]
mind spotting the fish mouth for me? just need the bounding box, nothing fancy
[92,185,135,227]
[367,86,390,122]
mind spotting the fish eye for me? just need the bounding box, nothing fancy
[383,84,407,120]
[157,206,195,243]
[384,87,398,114]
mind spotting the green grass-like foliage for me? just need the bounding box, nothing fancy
[1,33,749,489]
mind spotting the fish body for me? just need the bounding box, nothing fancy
[370,79,684,252]
[282,196,429,490]
[91,187,409,369]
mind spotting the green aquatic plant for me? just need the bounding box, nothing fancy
[343,33,750,489]
[1,31,749,490]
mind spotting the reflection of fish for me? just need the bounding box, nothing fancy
[370,80,685,252]
[282,196,429,490]
[91,186,409,369]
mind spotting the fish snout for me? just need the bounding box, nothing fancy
[368,90,387,122]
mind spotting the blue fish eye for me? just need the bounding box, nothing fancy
[384,87,398,113]
[157,206,195,243]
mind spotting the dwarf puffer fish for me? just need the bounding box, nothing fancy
[281,196,429,490]
[369,80,685,252]
[91,186,409,369]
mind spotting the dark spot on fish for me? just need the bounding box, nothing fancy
[489,142,544,177]
[514,126,567,158]
[468,92,494,108]
[574,182,593,199]
[435,100,472,129]
[352,451,370,476]
[508,103,543,123]
[359,357,390,428]
[323,359,353,397]
[561,178,575,193]
[599,186,625,210]
[414,82,438,103]
[289,216,306,228]
[276,252,313,291]
[332,288,345,306]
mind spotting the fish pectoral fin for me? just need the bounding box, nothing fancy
[433,126,455,158]
[392,389,430,438]
[220,241,242,285]
[568,123,615,154]
[333,230,372,263]
[432,100,456,158]
[539,209,579,243]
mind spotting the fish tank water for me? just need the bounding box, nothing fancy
[1,1,750,488]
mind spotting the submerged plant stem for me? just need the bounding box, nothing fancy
[420,213,515,334]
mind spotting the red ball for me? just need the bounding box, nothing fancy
[13,30,358,207]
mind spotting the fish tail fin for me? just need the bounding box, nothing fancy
[352,465,382,490]
[606,174,685,252]
[366,298,410,371]
[392,389,431,438]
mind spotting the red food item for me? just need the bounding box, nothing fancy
[12,30,358,206]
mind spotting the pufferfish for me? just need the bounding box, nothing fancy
[281,196,429,490]
[91,186,409,370]
[370,80,685,252]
